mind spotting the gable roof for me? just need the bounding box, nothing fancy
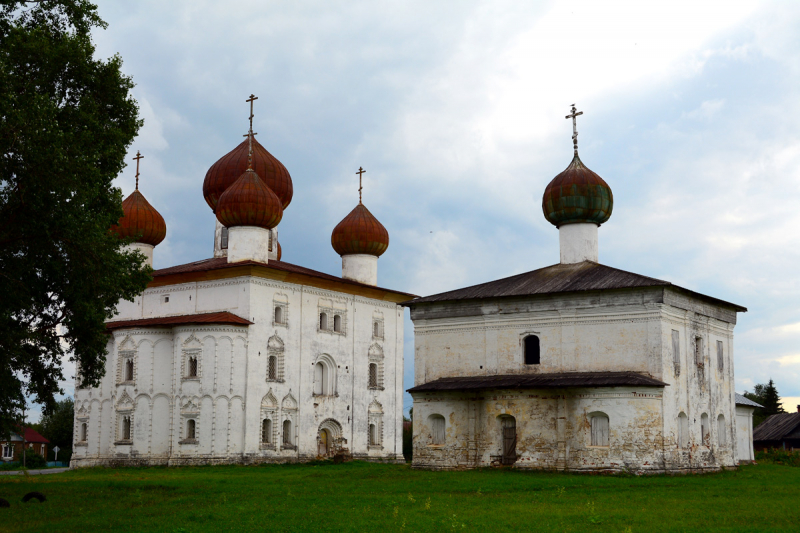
[753,412,800,442]
[106,311,253,330]
[735,393,763,408]
[149,257,415,303]
[403,261,746,311]
[6,427,50,444]
[407,371,668,393]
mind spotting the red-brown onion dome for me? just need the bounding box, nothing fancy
[331,203,389,257]
[203,138,293,212]
[215,169,283,229]
[112,190,167,246]
[542,154,613,227]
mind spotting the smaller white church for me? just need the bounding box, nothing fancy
[406,106,749,473]
[72,98,412,467]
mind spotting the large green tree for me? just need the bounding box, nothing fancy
[39,397,74,461]
[0,1,150,437]
[745,379,786,427]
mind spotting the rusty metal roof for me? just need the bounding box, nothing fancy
[149,257,417,300]
[753,412,800,442]
[403,261,746,311]
[407,372,668,393]
[543,154,613,227]
[112,189,167,246]
[735,393,763,408]
[331,203,389,257]
[216,169,283,229]
[106,311,252,330]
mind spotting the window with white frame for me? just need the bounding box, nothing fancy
[590,413,609,447]
[318,307,346,335]
[120,415,132,441]
[2,444,12,459]
[80,422,88,442]
[368,400,384,449]
[186,419,196,440]
[333,314,342,333]
[282,420,294,447]
[319,312,328,331]
[372,319,384,340]
[368,344,384,390]
[117,346,136,385]
[313,355,337,396]
[262,419,272,445]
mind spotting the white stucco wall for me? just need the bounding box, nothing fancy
[558,222,598,263]
[735,405,755,462]
[73,273,404,467]
[409,287,740,472]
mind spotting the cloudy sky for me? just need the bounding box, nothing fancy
[39,0,800,419]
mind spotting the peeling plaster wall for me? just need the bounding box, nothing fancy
[73,275,404,468]
[409,288,741,472]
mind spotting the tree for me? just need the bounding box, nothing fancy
[0,1,150,437]
[745,379,786,427]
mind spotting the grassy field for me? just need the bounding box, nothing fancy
[1,461,798,532]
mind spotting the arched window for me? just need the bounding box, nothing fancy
[268,356,277,381]
[319,313,328,330]
[80,423,87,442]
[188,356,198,378]
[333,314,342,332]
[125,359,134,382]
[262,419,272,444]
[122,416,132,441]
[282,420,293,445]
[275,306,283,324]
[678,412,689,448]
[590,413,609,446]
[313,356,336,396]
[717,415,726,447]
[524,335,540,365]
[373,321,382,338]
[314,362,325,395]
[368,363,378,389]
[186,419,196,440]
[429,414,446,445]
[700,413,710,445]
[369,423,377,446]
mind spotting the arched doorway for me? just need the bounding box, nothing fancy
[317,419,343,458]
[500,416,517,465]
[318,428,331,456]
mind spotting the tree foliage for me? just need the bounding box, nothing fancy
[39,397,74,449]
[0,1,150,437]
[745,379,786,427]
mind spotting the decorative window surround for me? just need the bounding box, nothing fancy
[181,334,203,381]
[368,343,384,391]
[368,400,384,450]
[273,302,288,327]
[266,334,285,382]
[318,306,347,336]
[372,316,384,340]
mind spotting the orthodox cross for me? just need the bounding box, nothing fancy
[356,167,366,203]
[133,151,143,189]
[244,94,258,170]
[565,104,583,156]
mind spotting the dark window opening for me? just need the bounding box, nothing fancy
[524,335,540,365]
[221,227,229,249]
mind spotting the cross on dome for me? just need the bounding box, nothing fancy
[133,150,143,190]
[244,94,259,170]
[356,166,366,204]
[565,104,583,156]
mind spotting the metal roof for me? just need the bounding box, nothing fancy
[735,393,763,408]
[106,311,252,330]
[407,371,668,393]
[753,412,800,442]
[403,261,746,311]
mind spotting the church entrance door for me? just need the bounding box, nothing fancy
[501,417,517,465]
[318,429,330,457]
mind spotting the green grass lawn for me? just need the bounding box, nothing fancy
[1,461,797,532]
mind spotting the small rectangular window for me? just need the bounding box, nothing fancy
[695,337,703,367]
[591,415,609,446]
[524,335,540,365]
[716,340,724,372]
[163,295,170,303]
[221,227,229,249]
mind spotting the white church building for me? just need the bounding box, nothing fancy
[71,99,411,467]
[406,107,749,473]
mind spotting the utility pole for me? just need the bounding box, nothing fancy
[21,401,26,469]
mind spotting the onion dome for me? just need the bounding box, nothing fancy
[215,169,283,229]
[276,241,282,261]
[203,138,293,212]
[331,203,389,257]
[112,189,167,246]
[542,154,613,227]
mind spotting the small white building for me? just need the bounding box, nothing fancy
[72,109,411,467]
[734,393,761,462]
[406,109,748,473]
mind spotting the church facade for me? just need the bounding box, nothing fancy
[406,107,747,473]
[72,100,410,467]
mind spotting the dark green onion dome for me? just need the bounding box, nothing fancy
[542,154,613,227]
